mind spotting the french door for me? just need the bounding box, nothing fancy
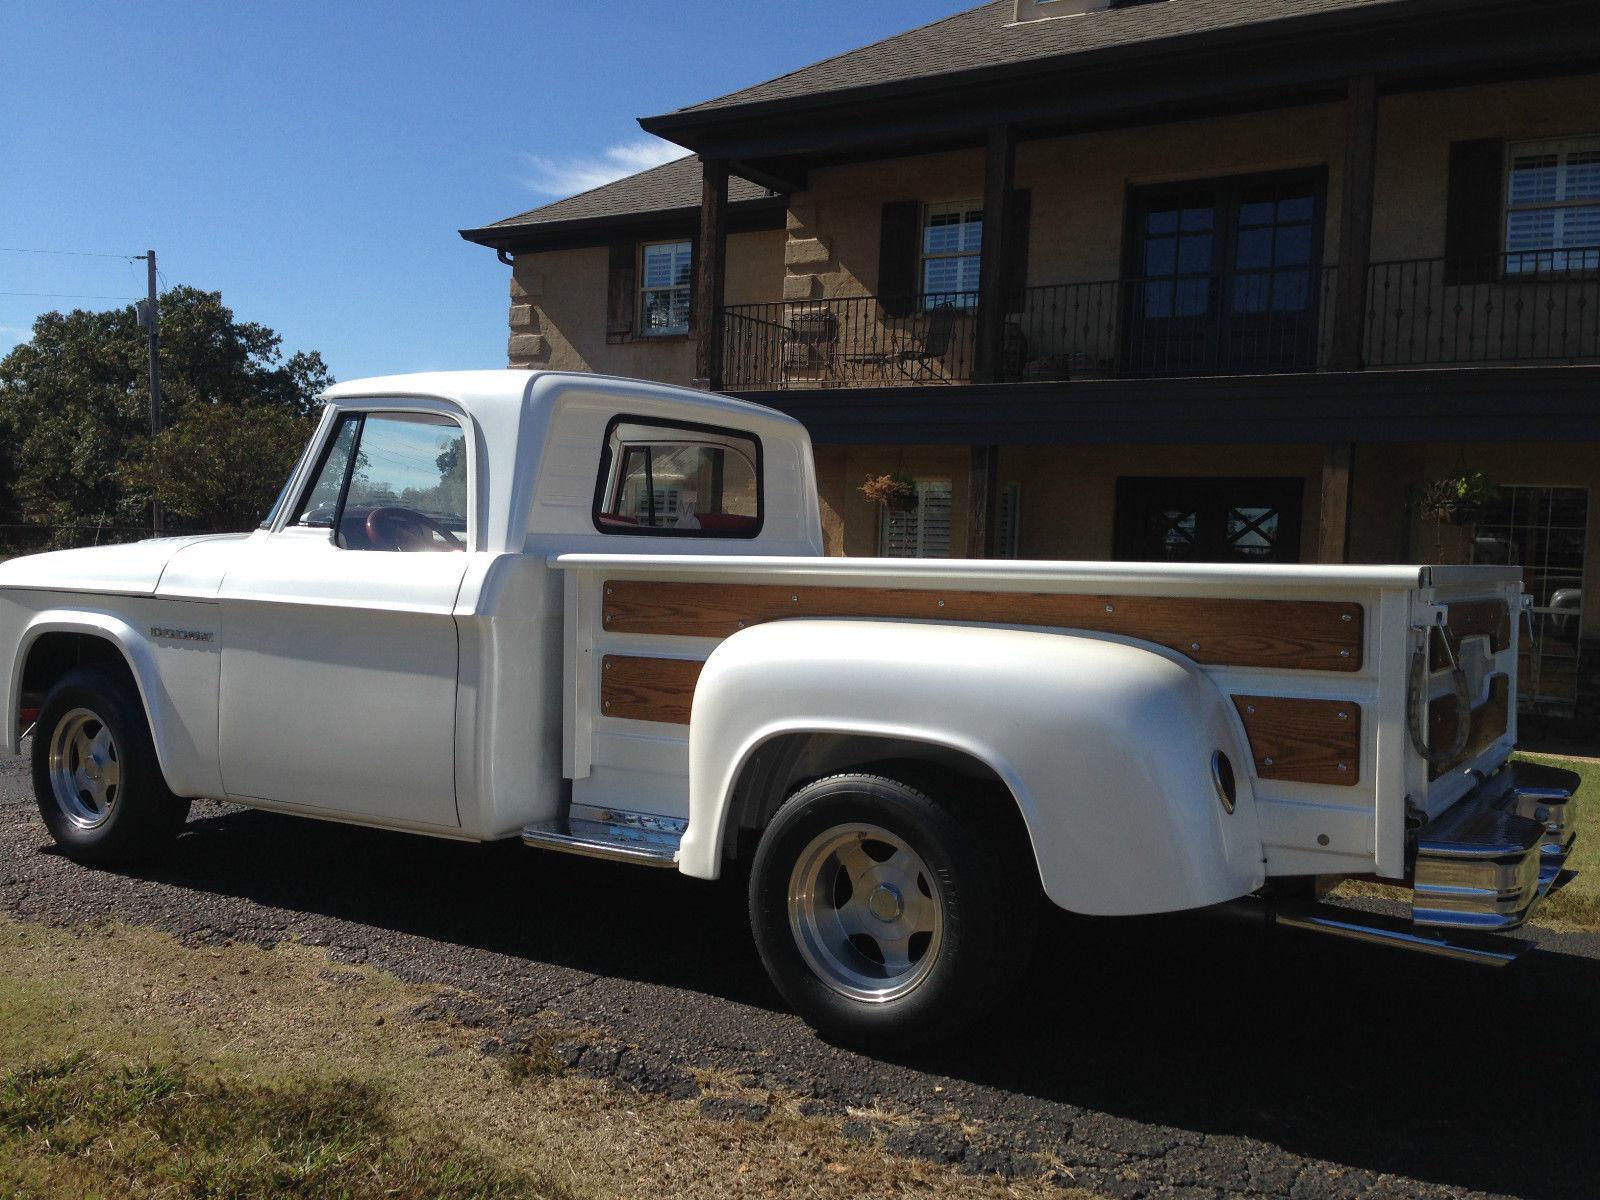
[1114,477,1305,564]
[1123,170,1327,376]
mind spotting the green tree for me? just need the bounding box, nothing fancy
[0,286,330,533]
[124,403,315,533]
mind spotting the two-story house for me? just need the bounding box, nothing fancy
[462,0,1600,723]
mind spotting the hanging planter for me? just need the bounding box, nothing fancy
[860,472,917,512]
[1418,472,1497,526]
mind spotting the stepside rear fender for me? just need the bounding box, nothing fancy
[682,619,1264,916]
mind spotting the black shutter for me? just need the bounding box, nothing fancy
[606,242,636,338]
[878,200,921,318]
[686,233,700,331]
[1444,139,1504,286]
[1006,188,1032,313]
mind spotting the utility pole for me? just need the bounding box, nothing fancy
[135,250,163,534]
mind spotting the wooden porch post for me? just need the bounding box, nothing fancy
[1317,443,1355,564]
[693,156,729,390]
[1328,75,1377,372]
[966,444,1001,560]
[967,124,1015,558]
[974,123,1016,385]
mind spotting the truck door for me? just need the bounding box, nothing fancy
[216,408,470,828]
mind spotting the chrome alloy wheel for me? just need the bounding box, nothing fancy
[47,707,121,830]
[787,822,944,1003]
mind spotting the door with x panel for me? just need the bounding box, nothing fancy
[1113,477,1305,564]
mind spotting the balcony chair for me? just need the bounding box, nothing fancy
[843,303,961,383]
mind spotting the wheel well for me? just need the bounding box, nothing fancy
[19,632,139,714]
[722,732,1036,870]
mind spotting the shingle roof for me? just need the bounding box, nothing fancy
[470,155,773,233]
[663,0,1399,117]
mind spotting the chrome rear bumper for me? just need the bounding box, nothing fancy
[1412,761,1581,931]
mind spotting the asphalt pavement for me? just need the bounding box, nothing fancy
[0,751,1593,1199]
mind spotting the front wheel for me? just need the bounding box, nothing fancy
[748,773,1037,1047]
[31,666,189,866]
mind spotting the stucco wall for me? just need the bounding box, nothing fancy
[783,72,1600,300]
[506,227,786,383]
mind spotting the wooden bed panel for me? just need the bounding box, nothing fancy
[601,580,1364,672]
[1231,695,1362,786]
[1427,674,1510,781]
[601,655,703,725]
[600,654,1366,793]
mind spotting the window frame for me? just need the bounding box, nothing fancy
[637,239,694,338]
[919,200,984,311]
[590,413,764,540]
[281,402,475,551]
[1502,134,1600,276]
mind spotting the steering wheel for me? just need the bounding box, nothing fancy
[364,506,464,552]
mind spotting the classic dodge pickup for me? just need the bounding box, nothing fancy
[0,371,1580,1043]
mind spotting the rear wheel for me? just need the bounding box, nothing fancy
[748,773,1037,1047]
[31,666,188,865]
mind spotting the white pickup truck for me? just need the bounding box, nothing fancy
[0,370,1579,1044]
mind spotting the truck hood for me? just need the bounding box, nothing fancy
[0,533,249,597]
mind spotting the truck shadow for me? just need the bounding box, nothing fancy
[125,806,1598,1199]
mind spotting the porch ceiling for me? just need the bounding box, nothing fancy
[732,366,1600,448]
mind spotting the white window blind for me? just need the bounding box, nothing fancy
[921,202,983,308]
[1505,137,1600,273]
[639,240,693,334]
[882,480,953,558]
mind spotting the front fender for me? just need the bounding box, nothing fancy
[5,607,221,798]
[683,619,1264,916]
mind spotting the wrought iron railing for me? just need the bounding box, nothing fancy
[1364,251,1600,367]
[724,270,1338,389]
[722,251,1600,389]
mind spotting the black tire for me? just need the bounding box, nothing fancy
[31,665,189,866]
[748,773,1038,1048]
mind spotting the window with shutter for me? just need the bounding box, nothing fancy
[881,480,953,558]
[1504,137,1600,274]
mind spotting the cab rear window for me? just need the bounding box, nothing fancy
[594,418,762,538]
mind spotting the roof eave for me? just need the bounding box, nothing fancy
[459,194,788,254]
[637,0,1537,144]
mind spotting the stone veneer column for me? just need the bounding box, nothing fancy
[783,203,831,301]
[507,266,550,369]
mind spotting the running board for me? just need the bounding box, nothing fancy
[521,814,683,867]
[1276,904,1532,967]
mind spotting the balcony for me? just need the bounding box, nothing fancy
[722,252,1600,391]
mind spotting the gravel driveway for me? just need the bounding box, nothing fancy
[0,751,1592,1199]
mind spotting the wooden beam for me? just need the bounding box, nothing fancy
[1328,75,1378,371]
[974,124,1016,385]
[965,444,1000,558]
[693,156,729,390]
[1317,442,1354,563]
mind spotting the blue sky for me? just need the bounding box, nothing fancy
[2,1,974,382]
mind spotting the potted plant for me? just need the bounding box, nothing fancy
[860,472,917,512]
[1418,472,1498,526]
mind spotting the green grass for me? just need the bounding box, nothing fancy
[0,1051,544,1200]
[1514,751,1600,930]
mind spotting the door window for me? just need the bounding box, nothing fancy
[1126,170,1325,375]
[1472,485,1589,714]
[292,411,468,551]
[1114,477,1304,563]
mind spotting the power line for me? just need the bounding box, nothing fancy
[0,246,141,260]
[0,290,138,300]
